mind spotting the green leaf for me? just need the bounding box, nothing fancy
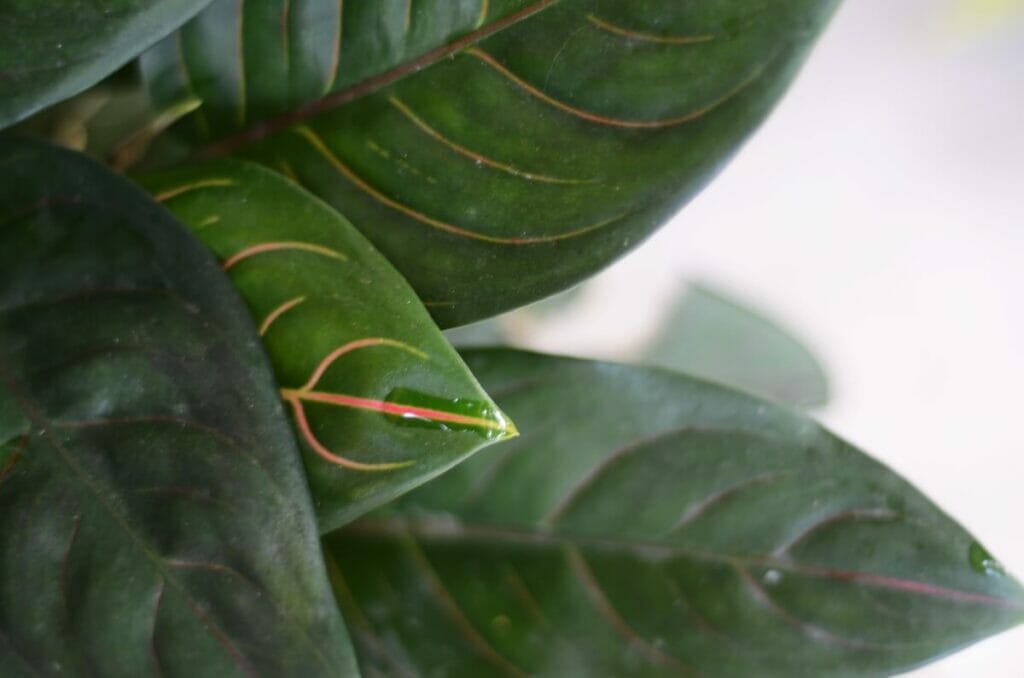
[0,0,214,129]
[324,349,1024,677]
[140,0,841,326]
[0,137,357,676]
[644,283,829,407]
[139,160,517,532]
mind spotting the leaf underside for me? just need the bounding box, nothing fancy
[140,159,516,531]
[141,0,842,326]
[325,349,1024,677]
[0,0,214,129]
[0,137,356,676]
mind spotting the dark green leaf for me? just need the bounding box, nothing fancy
[325,349,1023,677]
[140,0,841,326]
[139,160,516,531]
[0,0,214,129]
[0,137,357,676]
[644,283,829,407]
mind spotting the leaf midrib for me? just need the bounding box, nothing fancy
[344,516,1024,611]
[199,0,562,159]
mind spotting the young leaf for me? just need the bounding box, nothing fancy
[140,160,516,532]
[644,283,830,407]
[140,0,841,326]
[0,0,214,129]
[0,137,357,676]
[324,349,1024,677]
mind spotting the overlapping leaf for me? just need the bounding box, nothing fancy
[644,283,830,407]
[325,349,1024,676]
[0,137,356,676]
[140,0,841,326]
[140,160,516,531]
[0,0,214,128]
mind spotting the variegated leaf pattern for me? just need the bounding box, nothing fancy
[141,160,516,531]
[324,349,1024,677]
[0,137,356,676]
[140,0,841,326]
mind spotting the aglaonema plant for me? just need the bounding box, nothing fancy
[0,1,1020,676]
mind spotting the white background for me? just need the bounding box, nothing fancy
[504,0,1024,674]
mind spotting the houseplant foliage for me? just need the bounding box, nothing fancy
[0,1,1020,677]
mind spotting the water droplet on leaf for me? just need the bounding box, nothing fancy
[384,388,515,441]
[968,541,1004,576]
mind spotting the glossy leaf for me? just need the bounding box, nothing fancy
[0,137,356,675]
[140,0,841,326]
[140,160,516,531]
[324,349,1024,677]
[644,283,829,407]
[0,0,214,129]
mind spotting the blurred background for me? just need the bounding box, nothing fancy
[449,1,1024,674]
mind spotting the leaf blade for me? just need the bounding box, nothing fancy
[140,160,516,531]
[0,137,357,676]
[644,283,830,407]
[141,0,842,326]
[0,0,215,128]
[325,349,1024,677]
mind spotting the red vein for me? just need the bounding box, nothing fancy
[468,47,764,129]
[180,595,256,675]
[798,565,1022,608]
[0,437,25,487]
[301,338,427,391]
[773,508,898,557]
[545,427,703,526]
[154,178,235,202]
[325,553,419,678]
[406,540,526,677]
[388,96,597,184]
[296,125,624,244]
[149,582,165,678]
[283,395,415,471]
[222,240,348,270]
[274,337,451,470]
[501,564,548,624]
[0,364,259,677]
[736,566,878,649]
[259,295,306,336]
[54,416,240,451]
[671,471,793,532]
[586,14,713,45]
[200,0,560,157]
[348,516,1024,612]
[568,548,697,675]
[284,389,511,433]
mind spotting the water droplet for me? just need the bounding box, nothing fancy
[383,388,515,441]
[762,569,783,585]
[968,541,1004,576]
